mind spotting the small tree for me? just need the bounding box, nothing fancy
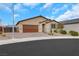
[54,29,58,33]
[59,30,67,34]
[57,23,64,29]
[69,31,79,36]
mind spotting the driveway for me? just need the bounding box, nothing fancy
[0,33,50,40]
[0,32,78,40]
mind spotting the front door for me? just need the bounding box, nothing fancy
[42,24,45,32]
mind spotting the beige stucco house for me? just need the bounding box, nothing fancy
[61,18,79,32]
[16,16,63,33]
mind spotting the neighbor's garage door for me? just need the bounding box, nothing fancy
[23,25,38,32]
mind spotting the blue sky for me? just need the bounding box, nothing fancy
[0,3,79,25]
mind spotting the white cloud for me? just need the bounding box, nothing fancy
[14,3,30,14]
[56,4,79,21]
[14,3,38,10]
[46,16,54,19]
[6,7,12,12]
[56,10,72,21]
[52,4,68,15]
[0,4,12,12]
[43,3,52,9]
[14,3,22,10]
[44,4,69,20]
[40,3,53,12]
[22,3,39,8]
[14,3,39,11]
[14,14,20,19]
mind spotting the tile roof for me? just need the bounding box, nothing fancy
[16,15,48,25]
[60,18,79,25]
[16,15,61,25]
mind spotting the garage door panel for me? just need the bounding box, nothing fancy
[23,25,38,32]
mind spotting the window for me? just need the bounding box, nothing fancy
[51,24,56,28]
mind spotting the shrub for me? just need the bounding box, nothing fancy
[48,31,53,35]
[59,30,67,34]
[48,33,53,35]
[69,31,79,36]
[54,30,57,33]
[2,34,6,37]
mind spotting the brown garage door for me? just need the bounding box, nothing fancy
[23,25,38,32]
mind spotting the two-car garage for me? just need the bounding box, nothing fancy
[23,25,38,32]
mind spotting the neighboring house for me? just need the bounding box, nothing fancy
[0,26,2,32]
[16,16,63,33]
[0,25,18,32]
[60,18,79,32]
[4,26,18,32]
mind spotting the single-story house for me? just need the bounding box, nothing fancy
[60,18,79,32]
[16,16,63,33]
[0,26,2,32]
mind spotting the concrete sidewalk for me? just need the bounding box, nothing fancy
[0,36,79,45]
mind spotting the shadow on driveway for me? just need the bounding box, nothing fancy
[0,39,79,56]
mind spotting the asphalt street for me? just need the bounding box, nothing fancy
[0,39,79,56]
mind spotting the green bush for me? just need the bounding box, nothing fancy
[69,31,79,36]
[59,30,67,34]
[54,30,57,33]
[48,31,53,35]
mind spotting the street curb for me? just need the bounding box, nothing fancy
[0,36,79,45]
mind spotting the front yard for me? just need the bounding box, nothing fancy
[0,29,79,40]
[0,33,50,40]
[48,29,79,36]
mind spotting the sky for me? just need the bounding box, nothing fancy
[0,3,79,25]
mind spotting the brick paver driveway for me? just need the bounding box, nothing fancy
[0,33,50,40]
